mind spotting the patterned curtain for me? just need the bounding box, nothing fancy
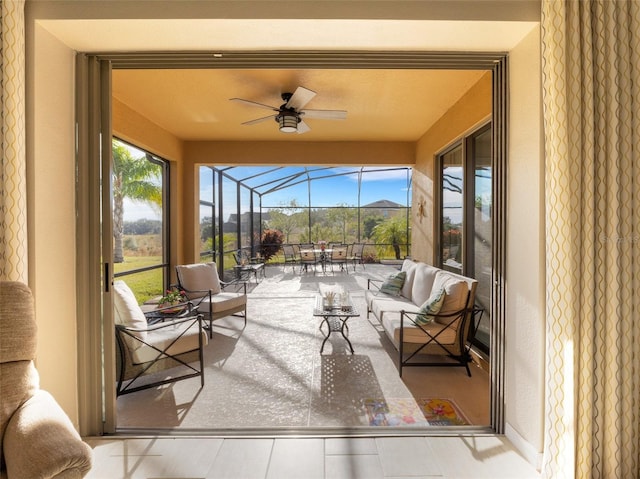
[541,1,640,478]
[0,0,27,281]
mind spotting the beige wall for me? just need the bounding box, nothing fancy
[183,141,415,167]
[113,98,183,162]
[413,72,492,264]
[28,23,80,425]
[504,25,545,466]
[26,1,545,467]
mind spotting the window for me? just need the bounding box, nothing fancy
[438,124,492,354]
[111,138,169,303]
[199,167,216,262]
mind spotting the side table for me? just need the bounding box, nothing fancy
[312,295,359,354]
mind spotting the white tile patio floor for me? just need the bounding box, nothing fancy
[85,435,541,478]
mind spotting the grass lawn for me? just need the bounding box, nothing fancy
[113,256,164,304]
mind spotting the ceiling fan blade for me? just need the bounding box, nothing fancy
[241,115,276,126]
[286,86,316,111]
[297,120,311,134]
[301,109,347,120]
[230,98,279,112]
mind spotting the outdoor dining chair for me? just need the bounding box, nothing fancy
[299,248,320,274]
[233,250,265,282]
[282,244,299,273]
[329,244,348,272]
[348,243,366,271]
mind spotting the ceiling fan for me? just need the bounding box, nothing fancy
[229,86,347,134]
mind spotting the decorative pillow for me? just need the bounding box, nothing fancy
[379,271,407,296]
[400,260,418,300]
[113,280,147,346]
[415,288,446,325]
[176,263,221,298]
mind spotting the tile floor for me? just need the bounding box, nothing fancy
[85,435,541,478]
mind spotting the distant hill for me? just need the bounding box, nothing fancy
[362,199,405,208]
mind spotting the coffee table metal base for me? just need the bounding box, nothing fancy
[319,315,354,354]
[313,295,359,354]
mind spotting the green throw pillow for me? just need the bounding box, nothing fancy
[380,271,407,296]
[415,288,446,325]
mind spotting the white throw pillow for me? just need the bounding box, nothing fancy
[113,280,147,345]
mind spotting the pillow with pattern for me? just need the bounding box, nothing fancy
[415,288,446,325]
[379,271,407,296]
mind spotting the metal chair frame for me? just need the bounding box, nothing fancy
[115,313,205,396]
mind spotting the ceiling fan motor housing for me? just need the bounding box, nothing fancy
[276,109,300,132]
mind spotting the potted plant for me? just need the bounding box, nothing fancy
[158,289,187,312]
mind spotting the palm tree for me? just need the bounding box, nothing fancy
[372,215,408,260]
[112,141,162,263]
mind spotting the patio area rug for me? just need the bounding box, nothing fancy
[364,397,469,426]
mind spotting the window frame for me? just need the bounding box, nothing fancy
[436,122,493,355]
[111,137,172,298]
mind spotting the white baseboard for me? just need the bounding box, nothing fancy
[505,422,543,472]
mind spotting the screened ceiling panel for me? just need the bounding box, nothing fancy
[215,166,412,208]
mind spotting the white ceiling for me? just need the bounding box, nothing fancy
[38,15,538,142]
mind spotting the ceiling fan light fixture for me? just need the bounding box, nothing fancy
[277,111,299,133]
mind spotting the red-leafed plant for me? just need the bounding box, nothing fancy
[259,229,284,261]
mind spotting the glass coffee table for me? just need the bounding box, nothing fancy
[313,295,359,354]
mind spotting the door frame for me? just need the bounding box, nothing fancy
[75,51,508,435]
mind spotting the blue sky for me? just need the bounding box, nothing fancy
[197,166,412,222]
[123,165,412,222]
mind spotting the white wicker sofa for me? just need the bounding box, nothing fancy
[366,259,478,376]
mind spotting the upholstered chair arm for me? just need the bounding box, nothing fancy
[399,306,471,353]
[3,390,93,479]
[366,278,383,291]
[122,313,204,334]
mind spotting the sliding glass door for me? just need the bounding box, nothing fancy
[438,123,492,355]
